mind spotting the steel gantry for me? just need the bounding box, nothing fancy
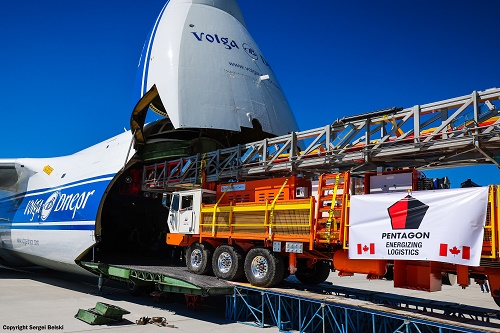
[225,284,500,333]
[142,88,500,191]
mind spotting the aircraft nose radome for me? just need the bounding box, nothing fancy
[134,0,299,137]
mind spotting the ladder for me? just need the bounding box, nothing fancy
[314,172,350,245]
[143,88,500,191]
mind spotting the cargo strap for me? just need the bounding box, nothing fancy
[326,174,341,243]
[212,183,232,236]
[269,178,289,239]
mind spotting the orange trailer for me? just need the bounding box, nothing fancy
[165,169,500,306]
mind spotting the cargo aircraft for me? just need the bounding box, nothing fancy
[0,0,299,274]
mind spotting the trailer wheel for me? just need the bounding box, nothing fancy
[186,242,213,275]
[244,248,284,287]
[295,260,331,285]
[212,245,245,281]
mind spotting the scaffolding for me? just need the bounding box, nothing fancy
[226,284,500,333]
[143,88,500,191]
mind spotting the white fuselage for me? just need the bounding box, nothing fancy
[0,131,133,273]
[0,0,301,275]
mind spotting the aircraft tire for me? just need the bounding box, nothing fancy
[212,245,245,281]
[295,260,331,285]
[244,248,284,287]
[186,242,213,275]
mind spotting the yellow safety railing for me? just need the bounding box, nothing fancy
[211,183,231,237]
[325,174,340,243]
[200,198,314,242]
[481,185,497,259]
[342,196,350,250]
[496,185,500,258]
[268,178,289,239]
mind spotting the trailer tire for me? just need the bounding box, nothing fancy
[186,242,213,275]
[295,260,331,285]
[212,245,245,281]
[244,248,284,287]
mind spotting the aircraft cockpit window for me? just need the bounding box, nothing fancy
[181,195,193,211]
[171,194,180,211]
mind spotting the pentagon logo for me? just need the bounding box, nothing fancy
[388,195,429,229]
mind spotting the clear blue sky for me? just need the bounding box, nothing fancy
[1,1,500,187]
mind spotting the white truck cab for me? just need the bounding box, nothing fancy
[164,189,216,234]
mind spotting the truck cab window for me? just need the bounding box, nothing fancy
[162,193,171,207]
[181,195,193,210]
[171,194,180,211]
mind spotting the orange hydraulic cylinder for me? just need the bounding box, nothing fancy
[333,250,387,277]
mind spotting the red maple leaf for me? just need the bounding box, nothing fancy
[363,245,369,252]
[449,246,461,256]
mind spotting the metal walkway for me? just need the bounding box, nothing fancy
[143,88,500,191]
[226,283,500,333]
[80,260,500,332]
[79,262,233,296]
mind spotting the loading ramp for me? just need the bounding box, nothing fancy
[80,261,500,332]
[79,261,233,296]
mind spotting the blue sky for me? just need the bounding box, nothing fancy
[1,1,500,187]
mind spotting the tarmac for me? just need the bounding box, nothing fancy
[0,266,268,333]
[0,265,498,333]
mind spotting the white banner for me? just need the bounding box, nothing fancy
[348,187,489,266]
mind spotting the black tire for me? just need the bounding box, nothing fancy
[212,245,245,281]
[244,248,284,287]
[384,264,394,281]
[186,242,213,275]
[295,260,331,285]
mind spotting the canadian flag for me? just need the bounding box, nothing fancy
[357,243,375,255]
[439,243,470,260]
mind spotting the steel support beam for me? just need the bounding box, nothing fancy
[142,88,500,191]
[226,285,498,333]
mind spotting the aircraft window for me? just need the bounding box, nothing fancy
[171,194,180,211]
[181,195,193,210]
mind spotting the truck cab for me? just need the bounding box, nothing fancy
[165,189,216,234]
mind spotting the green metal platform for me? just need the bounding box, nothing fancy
[79,261,234,296]
[75,302,129,325]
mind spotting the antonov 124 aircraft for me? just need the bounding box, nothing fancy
[0,0,299,274]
